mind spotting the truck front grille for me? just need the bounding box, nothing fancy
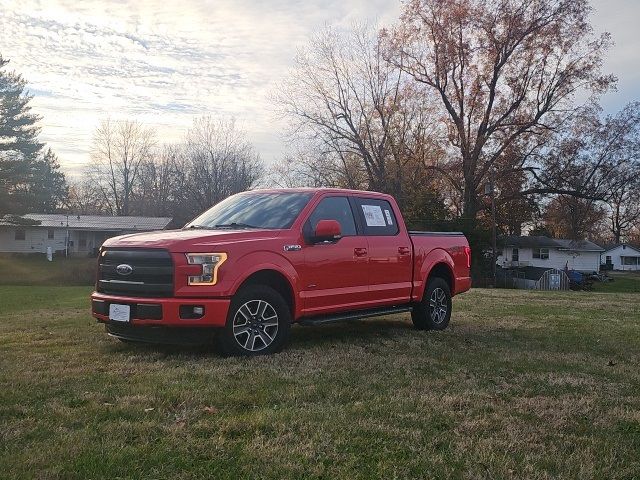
[97,249,174,298]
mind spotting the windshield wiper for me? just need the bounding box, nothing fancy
[214,222,261,229]
[185,224,212,230]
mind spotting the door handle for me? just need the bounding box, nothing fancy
[354,247,368,257]
[398,247,411,255]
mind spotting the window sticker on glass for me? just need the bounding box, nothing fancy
[384,209,393,225]
[361,204,386,227]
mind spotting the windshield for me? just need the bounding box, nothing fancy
[185,192,313,230]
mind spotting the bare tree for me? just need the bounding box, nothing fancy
[269,151,344,189]
[66,179,109,215]
[276,24,442,208]
[385,0,615,218]
[184,116,263,214]
[607,171,640,244]
[543,195,606,240]
[135,144,188,218]
[532,102,640,242]
[89,119,155,215]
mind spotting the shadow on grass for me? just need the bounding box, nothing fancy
[104,317,415,358]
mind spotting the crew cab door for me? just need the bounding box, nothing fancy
[352,196,413,305]
[300,196,370,315]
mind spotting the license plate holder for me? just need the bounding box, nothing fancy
[109,304,131,322]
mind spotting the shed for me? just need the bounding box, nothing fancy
[505,266,570,291]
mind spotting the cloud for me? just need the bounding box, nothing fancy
[0,0,637,178]
[0,0,401,176]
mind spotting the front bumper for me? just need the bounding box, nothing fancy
[91,292,231,328]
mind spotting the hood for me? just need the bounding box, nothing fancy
[103,228,282,252]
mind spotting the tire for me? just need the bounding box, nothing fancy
[216,285,291,356]
[411,277,452,331]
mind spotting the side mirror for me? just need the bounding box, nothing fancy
[313,219,342,243]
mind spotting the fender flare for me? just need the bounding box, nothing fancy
[415,248,456,301]
[227,250,300,315]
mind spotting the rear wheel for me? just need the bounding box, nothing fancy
[216,285,291,356]
[412,277,452,331]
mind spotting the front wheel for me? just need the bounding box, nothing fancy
[216,285,291,356]
[411,277,452,331]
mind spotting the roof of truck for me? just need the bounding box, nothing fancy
[250,187,393,197]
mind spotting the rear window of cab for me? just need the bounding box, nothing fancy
[353,197,399,236]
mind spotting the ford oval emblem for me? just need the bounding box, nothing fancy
[116,264,133,276]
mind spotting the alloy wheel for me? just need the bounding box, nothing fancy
[429,287,448,324]
[232,300,279,352]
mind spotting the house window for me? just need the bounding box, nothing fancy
[47,229,54,239]
[623,256,638,266]
[606,256,612,264]
[78,231,87,248]
[15,228,25,240]
[511,248,519,262]
[533,248,549,260]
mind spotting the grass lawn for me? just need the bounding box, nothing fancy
[593,271,640,293]
[0,255,97,286]
[1,286,639,479]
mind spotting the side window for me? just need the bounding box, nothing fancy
[512,248,519,262]
[305,196,357,238]
[48,229,55,239]
[15,228,25,241]
[355,198,399,236]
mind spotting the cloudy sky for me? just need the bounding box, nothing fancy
[1,0,638,177]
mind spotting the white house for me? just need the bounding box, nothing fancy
[497,235,604,272]
[0,214,172,256]
[601,243,640,271]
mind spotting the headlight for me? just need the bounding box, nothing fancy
[186,253,227,285]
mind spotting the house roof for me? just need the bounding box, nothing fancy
[0,214,172,231]
[501,235,604,252]
[501,235,562,249]
[554,239,604,252]
[602,243,640,255]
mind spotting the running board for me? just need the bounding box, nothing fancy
[298,305,413,326]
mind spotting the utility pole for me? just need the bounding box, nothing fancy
[485,168,497,287]
[65,214,69,258]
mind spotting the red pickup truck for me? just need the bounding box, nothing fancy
[91,188,471,355]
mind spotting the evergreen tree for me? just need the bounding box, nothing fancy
[0,54,67,214]
[29,148,68,212]
[0,54,42,158]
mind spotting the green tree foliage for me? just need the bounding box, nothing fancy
[29,148,68,212]
[0,54,67,214]
[0,55,42,159]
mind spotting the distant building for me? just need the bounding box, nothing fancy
[0,214,172,256]
[497,235,604,273]
[601,243,640,271]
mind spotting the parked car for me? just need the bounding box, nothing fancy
[91,188,471,355]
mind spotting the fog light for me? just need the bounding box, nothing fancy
[179,305,205,319]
